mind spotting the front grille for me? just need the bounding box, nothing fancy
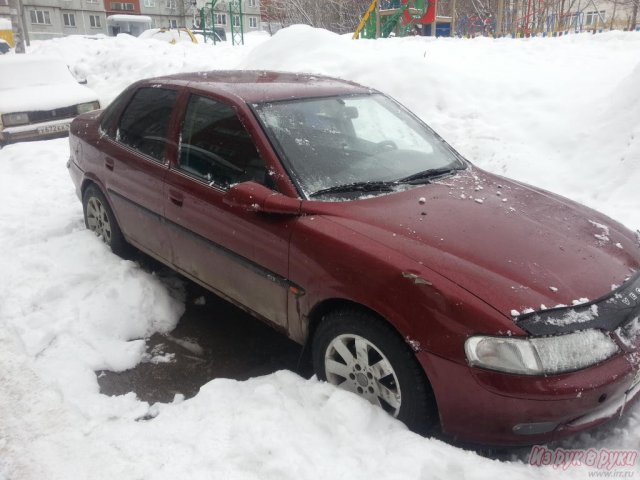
[29,105,78,123]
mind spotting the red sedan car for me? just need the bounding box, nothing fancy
[67,71,640,445]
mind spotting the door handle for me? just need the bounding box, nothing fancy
[169,190,184,207]
[105,157,114,171]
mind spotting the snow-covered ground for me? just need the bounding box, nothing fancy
[1,28,639,479]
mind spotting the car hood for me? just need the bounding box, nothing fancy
[302,167,640,319]
[0,83,98,115]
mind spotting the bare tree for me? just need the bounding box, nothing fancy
[261,0,372,33]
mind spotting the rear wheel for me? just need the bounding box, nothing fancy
[312,308,438,434]
[83,184,129,256]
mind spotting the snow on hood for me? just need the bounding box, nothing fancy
[0,84,99,115]
[306,168,640,319]
[0,55,99,114]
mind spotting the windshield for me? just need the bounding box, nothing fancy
[254,93,465,199]
[0,58,77,90]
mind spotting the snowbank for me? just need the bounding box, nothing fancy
[28,32,270,105]
[1,27,640,479]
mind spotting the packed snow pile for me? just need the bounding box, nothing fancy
[1,27,640,479]
[29,31,270,105]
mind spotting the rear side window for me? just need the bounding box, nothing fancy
[178,94,268,189]
[116,87,178,162]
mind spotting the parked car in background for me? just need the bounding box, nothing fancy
[67,71,640,445]
[0,39,10,55]
[0,56,100,145]
[139,27,199,44]
[191,28,226,42]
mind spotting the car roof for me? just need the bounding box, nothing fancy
[152,70,373,104]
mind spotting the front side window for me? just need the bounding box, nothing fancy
[254,93,465,198]
[178,95,267,189]
[116,87,178,162]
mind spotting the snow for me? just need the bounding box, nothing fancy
[1,26,640,479]
[107,14,152,23]
[0,56,99,114]
[531,329,619,374]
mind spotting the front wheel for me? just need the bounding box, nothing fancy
[82,184,129,256]
[312,308,438,434]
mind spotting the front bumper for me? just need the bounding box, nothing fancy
[0,118,72,143]
[418,350,640,445]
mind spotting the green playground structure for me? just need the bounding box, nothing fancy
[353,0,436,39]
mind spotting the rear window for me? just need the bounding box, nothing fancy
[116,87,178,163]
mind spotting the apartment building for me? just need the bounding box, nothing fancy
[20,0,108,39]
[2,0,261,41]
[0,0,10,26]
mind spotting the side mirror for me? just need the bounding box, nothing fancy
[223,181,301,215]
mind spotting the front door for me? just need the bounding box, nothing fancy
[164,93,293,328]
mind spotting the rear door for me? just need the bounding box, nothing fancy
[164,92,294,328]
[100,86,180,261]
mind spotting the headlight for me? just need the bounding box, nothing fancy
[2,112,29,127]
[77,101,100,114]
[465,330,619,375]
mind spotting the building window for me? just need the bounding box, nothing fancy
[232,15,240,27]
[86,0,98,3]
[248,0,257,7]
[30,10,51,24]
[585,10,605,25]
[215,13,226,25]
[111,2,134,10]
[166,0,176,8]
[248,16,257,28]
[143,0,156,6]
[89,14,101,27]
[169,19,177,27]
[63,13,76,27]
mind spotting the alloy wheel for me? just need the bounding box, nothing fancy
[324,333,402,416]
[86,196,112,245]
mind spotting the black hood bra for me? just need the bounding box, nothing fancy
[516,271,640,339]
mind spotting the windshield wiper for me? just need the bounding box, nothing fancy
[310,181,396,198]
[397,166,460,184]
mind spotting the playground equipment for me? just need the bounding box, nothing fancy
[353,0,439,39]
[198,0,244,45]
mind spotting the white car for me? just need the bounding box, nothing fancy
[0,56,100,144]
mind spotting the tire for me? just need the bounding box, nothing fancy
[312,308,438,434]
[82,184,129,256]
